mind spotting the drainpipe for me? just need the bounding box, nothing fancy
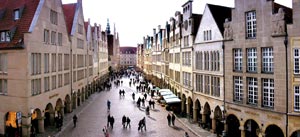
[222,43,227,137]
[284,33,288,137]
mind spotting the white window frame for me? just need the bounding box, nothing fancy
[234,76,243,102]
[262,48,274,73]
[294,48,300,74]
[295,86,300,112]
[262,78,274,108]
[14,9,20,20]
[247,48,257,72]
[234,49,243,71]
[247,77,258,105]
[0,79,7,95]
[246,11,256,38]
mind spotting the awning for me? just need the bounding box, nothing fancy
[160,91,173,96]
[158,89,171,93]
[165,97,181,104]
[163,94,177,99]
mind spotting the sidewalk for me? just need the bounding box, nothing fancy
[36,91,100,137]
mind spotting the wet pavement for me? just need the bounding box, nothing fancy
[37,76,216,137]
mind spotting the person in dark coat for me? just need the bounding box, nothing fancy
[126,117,131,128]
[122,115,126,128]
[167,114,171,126]
[110,116,115,129]
[73,114,78,127]
[171,113,176,126]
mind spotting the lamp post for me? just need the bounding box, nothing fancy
[221,105,227,137]
[27,108,34,137]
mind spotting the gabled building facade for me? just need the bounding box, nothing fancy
[224,0,291,136]
[193,4,231,135]
[119,47,137,68]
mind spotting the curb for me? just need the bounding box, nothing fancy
[176,116,202,137]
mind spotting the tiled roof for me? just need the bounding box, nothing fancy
[62,3,76,35]
[207,4,232,35]
[0,0,40,49]
[120,47,137,54]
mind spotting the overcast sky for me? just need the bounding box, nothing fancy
[62,0,292,47]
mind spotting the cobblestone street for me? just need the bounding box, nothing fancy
[36,75,216,137]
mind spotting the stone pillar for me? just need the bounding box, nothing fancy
[211,118,216,133]
[186,102,190,116]
[66,102,71,113]
[21,116,31,137]
[181,99,185,114]
[60,107,64,117]
[239,126,245,137]
[202,113,206,124]
[193,108,198,122]
[258,129,265,137]
[49,112,55,126]
[38,117,44,133]
[72,95,77,109]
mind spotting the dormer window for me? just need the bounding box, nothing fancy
[14,9,20,20]
[0,31,10,42]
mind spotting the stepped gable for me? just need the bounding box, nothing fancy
[0,0,40,49]
[62,3,76,35]
[207,4,232,36]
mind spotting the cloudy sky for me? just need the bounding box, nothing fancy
[62,0,292,47]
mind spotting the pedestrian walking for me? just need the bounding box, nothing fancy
[172,113,176,126]
[122,115,126,128]
[146,106,150,115]
[107,100,111,111]
[167,114,171,126]
[110,116,115,129]
[132,92,135,101]
[126,117,131,128]
[73,114,78,127]
[184,131,189,137]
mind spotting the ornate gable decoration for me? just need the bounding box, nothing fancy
[271,8,286,37]
[223,18,233,40]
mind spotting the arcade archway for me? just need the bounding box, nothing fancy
[244,119,259,137]
[214,106,224,136]
[194,99,201,122]
[44,103,55,128]
[226,114,240,137]
[203,102,212,130]
[265,124,284,137]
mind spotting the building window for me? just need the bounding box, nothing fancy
[262,48,273,73]
[44,53,49,73]
[247,48,257,72]
[31,79,41,96]
[295,86,300,112]
[0,31,10,42]
[77,38,84,49]
[14,9,20,20]
[44,77,50,92]
[233,49,243,71]
[64,73,69,86]
[43,29,49,43]
[204,76,210,95]
[78,24,83,34]
[234,76,243,102]
[183,72,191,87]
[247,77,258,105]
[195,74,203,92]
[64,54,70,70]
[0,79,7,95]
[204,30,212,41]
[51,53,56,72]
[31,53,41,75]
[262,78,274,108]
[294,49,300,74]
[52,75,56,90]
[58,74,62,88]
[0,54,7,73]
[58,33,62,46]
[212,77,220,97]
[50,10,58,25]
[51,31,56,45]
[246,11,256,38]
[58,54,62,71]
